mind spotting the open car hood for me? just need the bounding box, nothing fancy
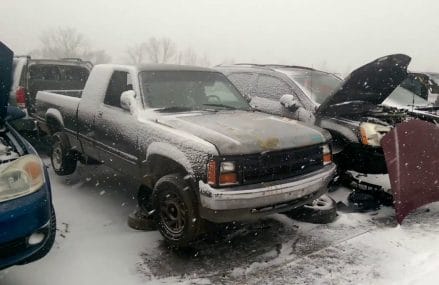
[317,54,411,117]
[0,42,13,122]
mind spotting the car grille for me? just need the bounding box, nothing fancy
[240,145,324,185]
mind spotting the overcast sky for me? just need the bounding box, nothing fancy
[1,0,438,74]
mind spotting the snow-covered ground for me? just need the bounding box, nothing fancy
[1,157,439,285]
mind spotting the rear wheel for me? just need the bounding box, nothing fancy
[51,133,77,175]
[153,173,202,247]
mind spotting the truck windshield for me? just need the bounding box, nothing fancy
[283,69,342,105]
[140,71,251,111]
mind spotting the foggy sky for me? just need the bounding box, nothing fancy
[1,0,438,74]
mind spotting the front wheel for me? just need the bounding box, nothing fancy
[51,133,77,175]
[153,173,202,247]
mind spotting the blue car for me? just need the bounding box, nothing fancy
[0,42,56,270]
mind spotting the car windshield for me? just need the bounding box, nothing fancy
[384,85,429,108]
[384,74,437,108]
[140,71,251,111]
[283,69,342,104]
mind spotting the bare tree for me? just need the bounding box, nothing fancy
[176,48,211,67]
[143,37,176,63]
[34,27,111,64]
[125,37,210,66]
[126,43,146,64]
[177,48,197,65]
[160,38,177,63]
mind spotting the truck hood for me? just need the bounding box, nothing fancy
[0,42,14,122]
[317,54,411,117]
[156,111,329,155]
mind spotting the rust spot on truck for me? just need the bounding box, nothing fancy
[258,138,280,150]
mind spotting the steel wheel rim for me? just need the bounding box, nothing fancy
[160,192,186,235]
[305,195,331,209]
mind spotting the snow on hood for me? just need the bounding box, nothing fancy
[317,54,411,117]
[0,42,13,122]
[155,110,329,155]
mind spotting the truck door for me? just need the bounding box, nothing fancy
[93,71,140,176]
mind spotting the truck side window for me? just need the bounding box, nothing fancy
[227,72,254,98]
[104,71,132,108]
[256,74,293,100]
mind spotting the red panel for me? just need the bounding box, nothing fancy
[381,119,439,224]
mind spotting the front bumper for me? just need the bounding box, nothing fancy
[198,164,336,223]
[0,168,54,270]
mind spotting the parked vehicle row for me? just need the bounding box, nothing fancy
[3,46,438,263]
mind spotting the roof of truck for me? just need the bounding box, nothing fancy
[136,64,215,72]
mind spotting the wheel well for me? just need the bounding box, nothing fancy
[46,116,63,135]
[147,155,189,187]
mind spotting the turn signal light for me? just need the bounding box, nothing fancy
[207,160,217,186]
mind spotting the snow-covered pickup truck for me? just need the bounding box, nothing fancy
[34,64,336,245]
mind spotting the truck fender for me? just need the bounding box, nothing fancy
[145,142,195,176]
[45,108,64,128]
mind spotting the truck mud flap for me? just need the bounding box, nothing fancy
[381,119,439,223]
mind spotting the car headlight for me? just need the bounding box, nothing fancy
[0,154,45,203]
[359,122,391,147]
[207,160,239,187]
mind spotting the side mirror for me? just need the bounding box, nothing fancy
[280,94,300,110]
[120,90,136,111]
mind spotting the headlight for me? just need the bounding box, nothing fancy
[0,155,45,203]
[322,144,332,165]
[207,160,239,187]
[359,123,391,147]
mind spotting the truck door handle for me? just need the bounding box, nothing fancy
[97,111,103,118]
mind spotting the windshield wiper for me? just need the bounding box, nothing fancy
[202,103,237,110]
[155,106,195,113]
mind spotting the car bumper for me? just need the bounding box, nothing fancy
[0,220,53,270]
[0,169,54,270]
[198,164,336,223]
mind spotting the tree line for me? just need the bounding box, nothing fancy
[31,27,213,66]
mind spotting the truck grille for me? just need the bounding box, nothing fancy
[240,145,324,185]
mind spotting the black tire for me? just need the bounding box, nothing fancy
[347,190,382,211]
[51,133,77,175]
[286,194,337,224]
[21,206,56,264]
[152,173,202,247]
